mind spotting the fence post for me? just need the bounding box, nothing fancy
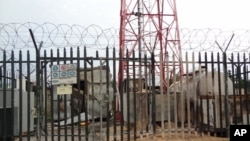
[151,52,156,138]
[29,29,43,141]
[215,34,234,137]
[223,52,230,137]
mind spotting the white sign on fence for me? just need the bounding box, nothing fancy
[51,64,77,85]
[57,85,72,95]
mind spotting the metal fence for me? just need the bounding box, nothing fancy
[0,46,250,141]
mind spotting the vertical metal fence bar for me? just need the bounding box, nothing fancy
[185,52,191,137]
[30,29,43,141]
[76,47,81,141]
[120,59,124,141]
[217,52,223,135]
[148,54,152,138]
[11,51,15,141]
[230,53,237,125]
[56,48,61,141]
[43,50,48,141]
[159,48,165,139]
[40,55,44,140]
[0,68,1,89]
[27,50,31,141]
[237,53,244,126]
[8,72,11,88]
[223,52,229,137]
[19,50,23,141]
[63,48,67,141]
[198,52,201,133]
[100,57,104,140]
[132,50,136,140]
[126,48,130,140]
[204,52,210,135]
[106,47,110,141]
[231,53,237,125]
[50,49,55,141]
[211,52,217,136]
[90,57,95,140]
[138,58,143,140]
[192,52,197,136]
[144,53,149,138]
[167,52,171,138]
[147,58,152,139]
[84,46,89,141]
[112,48,117,141]
[243,53,249,124]
[70,47,74,141]
[0,58,1,91]
[246,53,250,124]
[179,60,184,139]
[198,52,203,136]
[173,54,178,138]
[0,57,2,139]
[151,52,156,138]
[2,51,7,141]
[38,45,43,141]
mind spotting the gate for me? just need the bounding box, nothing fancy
[1,46,250,141]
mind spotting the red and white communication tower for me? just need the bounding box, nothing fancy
[118,0,182,91]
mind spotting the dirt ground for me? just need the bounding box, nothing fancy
[14,122,230,141]
[112,133,229,141]
[141,135,229,141]
[153,138,229,141]
[14,131,230,141]
[15,135,230,141]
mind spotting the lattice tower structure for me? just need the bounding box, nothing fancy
[118,0,183,91]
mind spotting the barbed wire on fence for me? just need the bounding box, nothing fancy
[180,28,250,52]
[0,22,118,51]
[1,22,250,53]
[1,22,250,82]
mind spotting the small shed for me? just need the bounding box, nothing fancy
[52,66,114,121]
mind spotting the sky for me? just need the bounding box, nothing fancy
[177,0,250,29]
[0,0,120,28]
[1,0,250,54]
[1,0,250,29]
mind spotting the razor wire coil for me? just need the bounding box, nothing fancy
[1,22,250,52]
[1,22,250,82]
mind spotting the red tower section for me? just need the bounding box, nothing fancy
[118,0,182,91]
